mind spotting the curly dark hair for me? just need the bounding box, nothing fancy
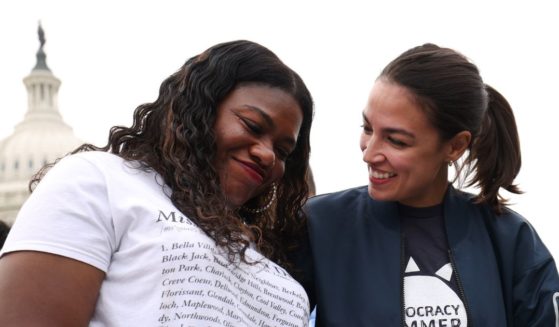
[0,220,10,249]
[31,40,314,271]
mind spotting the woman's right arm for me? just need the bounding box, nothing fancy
[0,250,105,327]
[0,154,115,326]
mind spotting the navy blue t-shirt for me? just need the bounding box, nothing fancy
[399,203,468,326]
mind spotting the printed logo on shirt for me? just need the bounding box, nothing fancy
[156,210,196,226]
[404,257,467,327]
[155,210,202,234]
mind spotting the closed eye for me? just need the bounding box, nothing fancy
[240,116,263,134]
[361,124,373,135]
[275,147,291,161]
[387,136,408,147]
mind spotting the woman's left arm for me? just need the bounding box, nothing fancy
[511,229,559,325]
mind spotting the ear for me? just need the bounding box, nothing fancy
[446,131,471,162]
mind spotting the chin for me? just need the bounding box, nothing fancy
[222,189,248,209]
[367,186,394,202]
[228,196,248,209]
[221,182,253,208]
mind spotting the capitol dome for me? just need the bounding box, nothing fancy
[0,24,82,224]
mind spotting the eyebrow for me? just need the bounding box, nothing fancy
[362,112,415,138]
[243,105,297,147]
[244,105,275,127]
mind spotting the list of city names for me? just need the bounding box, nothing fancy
[157,226,309,327]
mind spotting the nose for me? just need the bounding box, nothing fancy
[361,134,385,164]
[250,141,276,169]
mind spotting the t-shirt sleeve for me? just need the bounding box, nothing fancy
[0,154,116,272]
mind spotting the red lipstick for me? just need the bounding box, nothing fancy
[237,159,265,184]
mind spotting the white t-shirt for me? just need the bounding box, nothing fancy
[1,152,309,327]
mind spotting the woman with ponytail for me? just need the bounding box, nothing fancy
[299,44,559,326]
[0,40,314,326]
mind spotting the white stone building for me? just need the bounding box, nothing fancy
[0,25,82,225]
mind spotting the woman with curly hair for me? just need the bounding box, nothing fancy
[0,40,314,326]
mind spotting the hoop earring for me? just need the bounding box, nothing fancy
[241,183,277,214]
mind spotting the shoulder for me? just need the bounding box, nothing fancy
[33,151,142,199]
[46,152,148,183]
[447,187,526,223]
[446,188,556,281]
[307,185,370,211]
[58,151,125,170]
[46,151,122,174]
[448,187,538,238]
[304,185,390,229]
[494,207,553,263]
[451,188,554,269]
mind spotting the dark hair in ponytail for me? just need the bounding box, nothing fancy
[380,43,521,214]
[466,85,522,213]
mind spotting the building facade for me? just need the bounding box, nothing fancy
[0,25,82,225]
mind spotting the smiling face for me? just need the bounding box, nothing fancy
[214,84,303,208]
[360,80,455,207]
